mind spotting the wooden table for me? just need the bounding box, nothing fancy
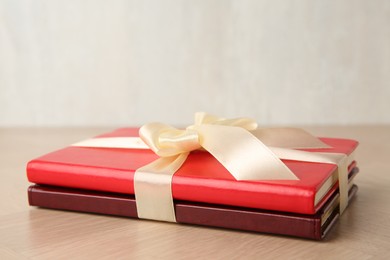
[1,126,389,259]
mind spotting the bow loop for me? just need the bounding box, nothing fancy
[139,123,201,157]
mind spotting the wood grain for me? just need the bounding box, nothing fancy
[0,126,389,259]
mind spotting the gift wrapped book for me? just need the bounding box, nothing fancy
[27,113,359,240]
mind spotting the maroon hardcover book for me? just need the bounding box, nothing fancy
[28,169,358,240]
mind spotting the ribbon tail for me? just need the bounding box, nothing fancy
[134,152,189,222]
[193,125,298,181]
[337,156,349,214]
[270,147,349,214]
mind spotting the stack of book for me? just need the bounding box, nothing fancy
[27,128,359,240]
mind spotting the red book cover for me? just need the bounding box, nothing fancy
[27,128,358,215]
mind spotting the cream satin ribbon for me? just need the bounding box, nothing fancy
[72,112,350,222]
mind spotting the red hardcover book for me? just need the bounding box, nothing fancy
[27,128,358,215]
[28,181,358,240]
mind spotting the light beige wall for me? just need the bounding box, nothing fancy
[1,0,389,126]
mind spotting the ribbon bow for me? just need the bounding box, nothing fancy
[73,112,349,222]
[140,113,257,157]
[139,112,312,181]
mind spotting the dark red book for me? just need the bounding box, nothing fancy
[28,168,358,240]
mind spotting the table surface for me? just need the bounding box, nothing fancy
[1,126,389,259]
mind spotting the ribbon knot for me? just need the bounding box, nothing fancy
[139,123,201,157]
[139,112,258,157]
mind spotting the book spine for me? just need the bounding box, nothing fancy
[175,202,321,240]
[28,159,317,215]
[28,186,321,240]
